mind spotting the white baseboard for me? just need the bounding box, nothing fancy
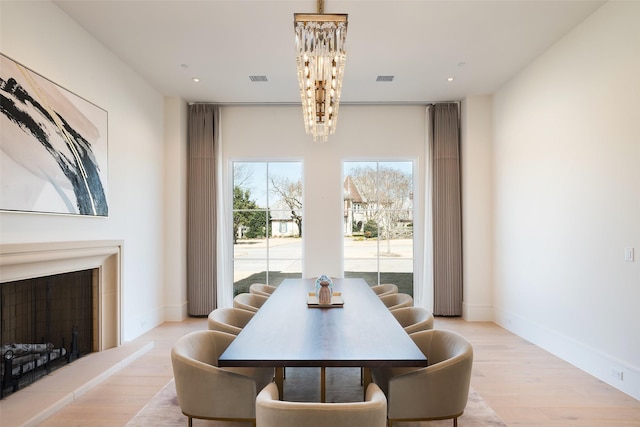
[494,307,640,401]
[164,302,188,321]
[462,302,495,321]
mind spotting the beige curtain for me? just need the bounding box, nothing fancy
[187,104,219,316]
[431,103,462,316]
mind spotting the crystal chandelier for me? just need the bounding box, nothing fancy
[294,1,348,142]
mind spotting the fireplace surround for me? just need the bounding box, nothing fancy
[0,241,122,353]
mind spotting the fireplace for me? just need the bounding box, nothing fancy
[0,241,122,397]
[1,269,96,396]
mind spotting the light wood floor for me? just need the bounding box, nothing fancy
[3,317,639,426]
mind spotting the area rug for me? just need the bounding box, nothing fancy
[127,368,506,426]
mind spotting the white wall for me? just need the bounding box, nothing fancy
[163,97,188,320]
[0,1,167,341]
[492,1,640,399]
[461,96,494,321]
[222,102,496,317]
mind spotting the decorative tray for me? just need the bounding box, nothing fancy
[307,292,344,308]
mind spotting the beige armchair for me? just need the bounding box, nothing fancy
[171,330,274,427]
[233,293,269,312]
[208,307,255,335]
[372,329,473,427]
[379,293,413,311]
[256,382,387,427]
[370,283,398,297]
[390,306,434,334]
[249,283,277,297]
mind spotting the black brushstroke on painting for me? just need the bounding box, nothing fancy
[0,76,108,216]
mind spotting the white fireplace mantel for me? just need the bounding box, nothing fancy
[0,240,123,350]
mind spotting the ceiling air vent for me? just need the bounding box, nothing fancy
[376,75,394,82]
[249,75,268,82]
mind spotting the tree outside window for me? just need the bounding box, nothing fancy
[343,161,414,295]
[232,161,303,295]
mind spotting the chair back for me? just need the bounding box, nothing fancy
[390,307,434,334]
[172,329,231,368]
[250,283,277,297]
[385,329,473,422]
[233,293,269,312]
[371,283,398,297]
[379,293,413,311]
[171,331,245,417]
[208,307,255,335]
[171,330,272,423]
[256,382,387,427]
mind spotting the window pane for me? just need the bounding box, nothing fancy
[343,160,413,292]
[233,161,303,292]
[269,270,302,286]
[233,259,268,295]
[343,236,378,260]
[380,233,413,259]
[233,210,269,246]
[344,259,379,287]
[270,209,301,239]
[268,234,302,259]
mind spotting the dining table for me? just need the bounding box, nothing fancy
[218,277,427,402]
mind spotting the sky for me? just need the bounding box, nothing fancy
[234,160,413,208]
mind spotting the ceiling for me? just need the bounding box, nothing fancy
[54,0,605,105]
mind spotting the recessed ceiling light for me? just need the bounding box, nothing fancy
[447,77,455,82]
[192,77,200,83]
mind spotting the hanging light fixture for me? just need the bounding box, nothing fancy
[294,0,348,142]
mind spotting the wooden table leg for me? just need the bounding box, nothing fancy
[321,366,326,403]
[275,367,284,400]
[362,367,372,400]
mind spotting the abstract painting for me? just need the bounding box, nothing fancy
[0,54,108,216]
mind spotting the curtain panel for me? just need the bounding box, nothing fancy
[430,103,463,316]
[187,104,219,315]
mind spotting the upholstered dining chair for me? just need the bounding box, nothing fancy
[256,382,387,427]
[208,307,255,335]
[370,283,398,297]
[379,293,413,311]
[390,306,434,334]
[171,330,274,427]
[371,329,473,427]
[233,293,269,312]
[249,283,277,297]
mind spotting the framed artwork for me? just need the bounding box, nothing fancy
[0,53,108,216]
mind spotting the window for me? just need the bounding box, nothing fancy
[232,161,303,295]
[343,161,414,295]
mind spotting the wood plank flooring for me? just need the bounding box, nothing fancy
[3,317,639,426]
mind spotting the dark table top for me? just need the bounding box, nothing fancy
[218,278,427,368]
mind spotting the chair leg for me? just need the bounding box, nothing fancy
[188,416,192,427]
[453,417,458,427]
